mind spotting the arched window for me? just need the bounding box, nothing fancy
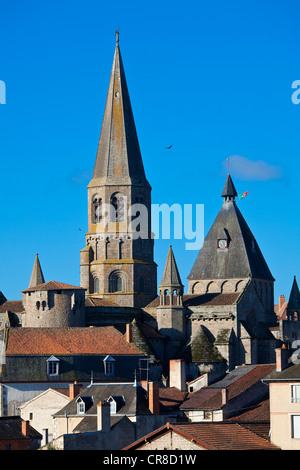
[94,277,100,293]
[36,301,40,310]
[93,196,102,223]
[115,276,122,292]
[110,193,126,223]
[109,271,126,293]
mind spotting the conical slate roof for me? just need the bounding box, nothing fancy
[287,277,300,312]
[90,33,149,187]
[28,254,45,288]
[221,173,238,199]
[160,245,183,288]
[188,176,274,281]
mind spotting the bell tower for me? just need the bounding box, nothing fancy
[80,33,157,307]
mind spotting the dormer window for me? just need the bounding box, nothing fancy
[76,396,93,415]
[47,356,60,376]
[107,395,125,414]
[103,355,116,376]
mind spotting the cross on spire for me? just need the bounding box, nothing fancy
[225,157,232,174]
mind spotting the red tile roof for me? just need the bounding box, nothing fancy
[5,327,147,356]
[146,293,240,308]
[181,364,275,410]
[123,422,279,450]
[0,301,24,313]
[159,387,188,410]
[22,281,84,293]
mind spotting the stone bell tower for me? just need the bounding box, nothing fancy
[80,33,157,308]
[157,245,186,357]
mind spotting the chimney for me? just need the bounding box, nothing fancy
[275,345,289,372]
[97,400,111,433]
[221,388,228,406]
[148,382,160,415]
[69,381,83,401]
[169,359,186,391]
[126,323,132,343]
[21,420,30,437]
[279,295,286,310]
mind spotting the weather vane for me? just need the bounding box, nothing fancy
[226,157,232,174]
[115,28,119,43]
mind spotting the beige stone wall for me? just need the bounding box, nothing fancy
[136,430,204,450]
[269,382,300,450]
[19,389,69,446]
[22,289,86,328]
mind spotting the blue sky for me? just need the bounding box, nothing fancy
[0,0,299,303]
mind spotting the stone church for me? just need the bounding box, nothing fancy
[1,34,297,383]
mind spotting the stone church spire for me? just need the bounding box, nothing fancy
[28,253,45,288]
[187,173,276,324]
[159,245,183,293]
[80,35,157,308]
[91,31,149,187]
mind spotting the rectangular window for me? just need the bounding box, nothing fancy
[106,362,114,375]
[48,361,59,375]
[292,385,300,403]
[292,415,300,438]
[78,402,85,414]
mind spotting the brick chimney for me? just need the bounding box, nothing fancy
[69,381,83,401]
[21,419,30,437]
[221,388,228,406]
[169,359,186,391]
[148,382,160,415]
[97,400,111,433]
[126,323,133,343]
[279,295,286,310]
[275,345,289,372]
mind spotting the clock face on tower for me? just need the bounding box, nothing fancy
[218,239,228,249]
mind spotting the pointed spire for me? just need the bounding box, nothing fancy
[287,276,300,313]
[91,33,148,186]
[28,253,45,288]
[221,173,238,201]
[160,245,183,289]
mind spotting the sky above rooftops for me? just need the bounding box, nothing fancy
[0,0,299,301]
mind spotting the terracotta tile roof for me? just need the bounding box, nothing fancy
[5,326,147,356]
[146,293,240,308]
[227,397,270,422]
[0,300,24,313]
[85,297,120,307]
[22,281,84,293]
[181,364,275,410]
[123,422,279,450]
[159,387,188,411]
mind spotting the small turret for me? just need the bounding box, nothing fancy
[28,254,45,288]
[157,246,185,355]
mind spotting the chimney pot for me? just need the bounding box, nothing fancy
[21,420,30,437]
[126,323,132,343]
[275,346,289,372]
[148,382,160,415]
[69,382,83,401]
[97,400,111,432]
[221,388,228,406]
[169,359,186,391]
[279,295,286,310]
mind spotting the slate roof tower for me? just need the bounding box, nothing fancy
[188,173,276,325]
[80,33,157,308]
[28,254,45,288]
